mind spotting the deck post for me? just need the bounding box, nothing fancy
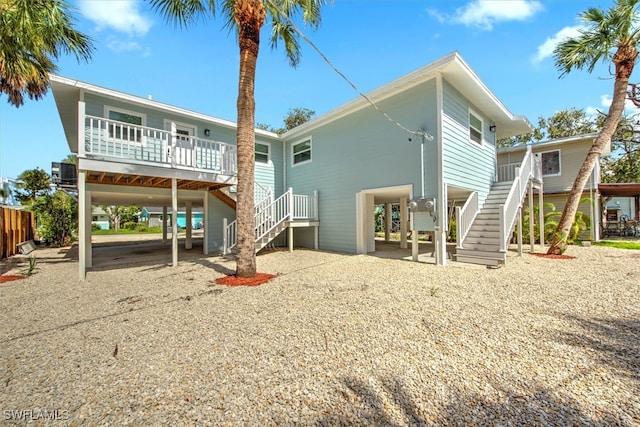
[203,192,209,255]
[411,212,419,261]
[384,203,391,242]
[517,207,523,256]
[185,201,192,250]
[172,178,178,267]
[538,183,544,247]
[529,180,534,253]
[400,197,408,249]
[289,226,294,252]
[222,217,228,255]
[78,170,87,280]
[170,122,177,168]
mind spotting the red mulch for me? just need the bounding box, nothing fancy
[215,273,277,287]
[530,252,576,260]
[0,275,25,284]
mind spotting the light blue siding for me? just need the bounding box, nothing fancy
[286,80,439,253]
[206,195,236,253]
[442,80,496,201]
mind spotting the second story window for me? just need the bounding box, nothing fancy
[469,109,483,145]
[541,150,561,176]
[255,142,270,163]
[106,107,145,143]
[292,139,312,166]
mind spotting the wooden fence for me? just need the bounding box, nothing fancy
[0,207,34,259]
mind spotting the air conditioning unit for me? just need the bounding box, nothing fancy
[51,162,77,187]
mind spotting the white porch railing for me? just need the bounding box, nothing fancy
[455,191,479,249]
[223,188,318,254]
[84,115,237,175]
[499,147,536,252]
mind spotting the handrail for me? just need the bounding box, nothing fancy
[499,148,534,252]
[456,191,478,248]
[255,189,292,243]
[84,115,237,174]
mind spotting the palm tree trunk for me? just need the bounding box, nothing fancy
[235,0,265,277]
[547,56,634,254]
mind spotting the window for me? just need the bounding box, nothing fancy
[255,142,270,163]
[541,150,561,176]
[469,110,483,145]
[292,139,312,165]
[106,107,145,143]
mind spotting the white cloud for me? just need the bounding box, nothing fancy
[106,37,142,53]
[79,0,152,37]
[532,25,584,64]
[429,0,543,31]
[587,94,640,118]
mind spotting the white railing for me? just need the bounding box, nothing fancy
[84,116,237,175]
[223,188,318,254]
[497,163,519,182]
[254,182,273,213]
[455,191,479,248]
[499,147,535,252]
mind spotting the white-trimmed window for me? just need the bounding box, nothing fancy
[541,150,561,176]
[469,109,483,145]
[292,138,312,166]
[255,142,270,163]
[105,106,146,143]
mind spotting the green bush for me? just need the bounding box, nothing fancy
[91,223,103,231]
[135,223,148,232]
[123,221,138,230]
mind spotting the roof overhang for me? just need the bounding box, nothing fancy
[49,75,279,153]
[283,51,532,140]
[599,183,640,197]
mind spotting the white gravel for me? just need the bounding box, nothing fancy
[0,242,639,426]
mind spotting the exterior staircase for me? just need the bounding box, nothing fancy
[455,182,513,267]
[455,148,542,267]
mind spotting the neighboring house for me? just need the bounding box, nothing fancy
[91,206,110,230]
[51,51,540,278]
[1,177,20,206]
[497,134,610,241]
[141,206,204,229]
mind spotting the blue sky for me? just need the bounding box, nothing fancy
[0,0,637,180]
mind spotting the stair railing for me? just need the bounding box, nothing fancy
[255,189,292,243]
[223,184,274,254]
[499,147,534,252]
[456,191,478,249]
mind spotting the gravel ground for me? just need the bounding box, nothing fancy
[0,242,639,426]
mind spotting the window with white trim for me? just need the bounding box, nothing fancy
[255,142,270,163]
[469,109,483,145]
[292,139,311,165]
[106,107,146,143]
[541,150,561,176]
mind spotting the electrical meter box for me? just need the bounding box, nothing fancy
[412,211,437,231]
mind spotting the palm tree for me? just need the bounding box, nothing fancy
[548,0,640,254]
[149,0,327,277]
[0,0,93,107]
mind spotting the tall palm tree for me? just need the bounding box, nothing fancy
[149,0,327,277]
[548,0,640,254]
[0,0,93,107]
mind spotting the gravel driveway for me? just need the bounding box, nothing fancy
[1,242,638,425]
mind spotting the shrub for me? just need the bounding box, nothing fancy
[123,221,138,230]
[135,223,148,232]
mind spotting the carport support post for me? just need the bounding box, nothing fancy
[529,181,534,253]
[411,212,419,261]
[517,207,523,256]
[400,197,408,249]
[538,184,544,247]
[185,201,192,250]
[172,178,178,267]
[78,170,89,280]
[384,203,391,242]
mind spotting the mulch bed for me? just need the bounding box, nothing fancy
[215,273,277,287]
[0,275,25,284]
[530,252,576,260]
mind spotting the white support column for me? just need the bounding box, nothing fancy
[86,190,92,268]
[185,201,192,250]
[203,192,209,254]
[366,194,375,253]
[529,181,534,253]
[162,206,168,243]
[411,212,419,261]
[171,178,178,267]
[538,185,545,248]
[384,203,391,242]
[400,197,408,249]
[78,170,87,280]
[517,207,523,256]
[289,227,294,252]
[314,226,319,250]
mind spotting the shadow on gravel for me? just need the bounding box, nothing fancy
[553,313,640,382]
[312,373,627,426]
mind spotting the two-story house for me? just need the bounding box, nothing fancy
[52,51,542,278]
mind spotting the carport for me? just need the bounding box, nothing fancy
[599,183,640,221]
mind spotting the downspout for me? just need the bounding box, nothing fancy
[436,74,446,266]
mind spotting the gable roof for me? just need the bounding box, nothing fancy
[497,133,611,156]
[283,51,532,141]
